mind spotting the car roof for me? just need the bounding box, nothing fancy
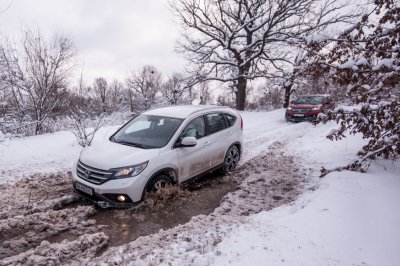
[143,105,229,119]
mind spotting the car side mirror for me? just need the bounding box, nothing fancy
[180,136,197,147]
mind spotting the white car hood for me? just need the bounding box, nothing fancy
[80,140,160,170]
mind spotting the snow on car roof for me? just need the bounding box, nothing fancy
[143,105,227,119]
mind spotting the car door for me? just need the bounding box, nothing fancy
[175,115,211,182]
[204,112,229,168]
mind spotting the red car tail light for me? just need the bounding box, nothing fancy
[237,111,243,130]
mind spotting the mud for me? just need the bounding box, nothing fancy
[48,173,237,249]
[0,142,308,265]
[0,172,104,261]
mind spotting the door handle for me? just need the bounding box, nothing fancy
[203,141,211,147]
[226,131,233,136]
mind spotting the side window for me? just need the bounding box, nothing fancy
[205,113,227,135]
[224,113,237,127]
[179,116,205,141]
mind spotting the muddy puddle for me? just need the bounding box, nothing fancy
[50,172,237,249]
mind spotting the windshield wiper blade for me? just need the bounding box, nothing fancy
[115,141,147,149]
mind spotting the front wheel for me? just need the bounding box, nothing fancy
[221,145,240,174]
[146,174,172,193]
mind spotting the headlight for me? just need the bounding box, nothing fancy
[112,161,148,178]
[287,107,292,111]
[312,107,320,111]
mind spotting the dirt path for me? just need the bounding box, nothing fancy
[0,142,309,265]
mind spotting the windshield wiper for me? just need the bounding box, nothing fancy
[114,140,148,149]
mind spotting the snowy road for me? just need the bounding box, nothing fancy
[0,109,399,265]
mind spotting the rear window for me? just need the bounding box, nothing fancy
[205,113,227,134]
[224,113,237,127]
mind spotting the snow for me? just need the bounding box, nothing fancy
[0,126,119,183]
[339,59,356,69]
[0,130,5,142]
[373,58,396,70]
[212,161,400,266]
[356,57,368,66]
[305,34,328,43]
[211,114,399,266]
[0,109,399,265]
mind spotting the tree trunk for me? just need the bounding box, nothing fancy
[235,77,247,111]
[283,83,293,108]
[283,71,297,108]
[35,122,42,135]
[128,89,134,112]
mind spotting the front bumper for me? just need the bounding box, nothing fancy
[285,115,318,122]
[73,181,140,208]
[71,160,149,207]
[285,110,320,122]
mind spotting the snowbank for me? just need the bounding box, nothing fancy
[212,160,400,266]
[0,125,119,184]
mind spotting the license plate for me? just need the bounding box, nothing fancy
[75,182,93,196]
[294,114,304,117]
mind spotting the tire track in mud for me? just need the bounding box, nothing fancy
[0,141,308,265]
[89,141,308,266]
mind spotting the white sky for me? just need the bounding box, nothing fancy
[0,0,185,83]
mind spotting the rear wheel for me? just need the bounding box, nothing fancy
[146,174,172,193]
[221,145,240,174]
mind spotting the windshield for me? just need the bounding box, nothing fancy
[294,96,324,105]
[111,115,183,149]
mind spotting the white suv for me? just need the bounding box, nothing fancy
[72,105,243,208]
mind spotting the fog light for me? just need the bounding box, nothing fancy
[117,195,126,202]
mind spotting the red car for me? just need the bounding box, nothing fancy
[285,94,335,122]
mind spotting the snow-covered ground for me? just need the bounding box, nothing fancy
[0,109,399,265]
[212,161,400,266]
[0,126,119,184]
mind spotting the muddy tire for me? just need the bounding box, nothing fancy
[220,145,240,174]
[146,174,172,193]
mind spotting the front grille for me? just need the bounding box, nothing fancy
[76,160,113,184]
[292,109,311,113]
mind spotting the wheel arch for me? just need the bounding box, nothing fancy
[230,141,242,155]
[141,167,178,200]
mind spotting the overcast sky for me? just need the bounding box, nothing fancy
[0,0,185,83]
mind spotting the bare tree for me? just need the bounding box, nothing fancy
[126,65,162,110]
[173,0,359,110]
[0,30,76,135]
[68,110,104,147]
[108,79,125,112]
[162,72,188,105]
[197,82,211,105]
[126,86,136,113]
[93,77,108,112]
